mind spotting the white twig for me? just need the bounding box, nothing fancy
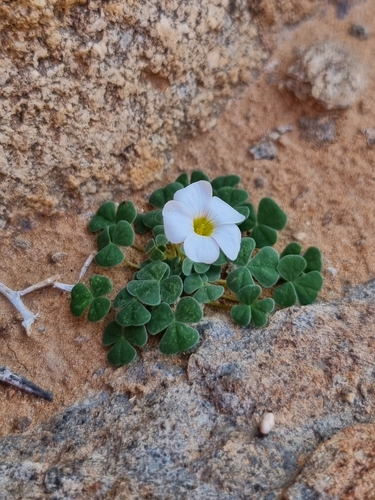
[0,276,74,336]
[79,251,96,279]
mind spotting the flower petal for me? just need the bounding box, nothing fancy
[206,196,246,226]
[183,233,220,264]
[212,224,242,261]
[174,180,213,217]
[162,201,193,243]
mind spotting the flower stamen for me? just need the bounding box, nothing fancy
[193,216,214,236]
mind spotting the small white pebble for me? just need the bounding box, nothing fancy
[260,412,275,435]
[327,267,338,276]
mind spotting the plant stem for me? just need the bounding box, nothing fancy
[216,279,228,288]
[206,301,232,310]
[132,243,145,253]
[222,293,239,303]
[125,260,141,270]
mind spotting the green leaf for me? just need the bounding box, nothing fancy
[127,280,161,306]
[194,262,210,274]
[149,182,184,208]
[95,243,125,267]
[147,302,175,334]
[226,266,254,294]
[280,242,302,258]
[145,239,156,254]
[257,197,287,230]
[89,275,113,298]
[184,273,204,294]
[231,237,255,266]
[124,325,148,347]
[235,205,250,219]
[231,304,251,327]
[175,173,189,187]
[251,299,275,327]
[155,233,169,246]
[248,247,279,287]
[89,201,116,232]
[97,226,112,250]
[116,299,151,326]
[114,287,133,309]
[160,275,183,304]
[88,297,111,322]
[103,321,147,347]
[251,225,278,248]
[213,250,228,266]
[238,203,256,232]
[159,322,199,355]
[175,297,203,323]
[205,265,222,283]
[150,248,166,261]
[143,209,163,228]
[211,174,240,190]
[134,213,148,235]
[303,247,322,273]
[70,283,93,317]
[273,281,298,307]
[294,271,323,305]
[107,339,137,366]
[191,170,210,183]
[102,321,123,345]
[112,221,135,247]
[216,187,248,207]
[194,283,224,303]
[137,261,169,281]
[182,257,194,276]
[277,255,306,282]
[236,284,262,305]
[166,257,182,276]
[152,225,166,237]
[116,201,137,224]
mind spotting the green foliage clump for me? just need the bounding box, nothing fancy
[70,171,324,366]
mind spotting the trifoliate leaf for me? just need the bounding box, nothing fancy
[147,302,175,335]
[137,260,169,281]
[236,284,262,305]
[211,174,240,190]
[116,201,137,224]
[251,299,275,327]
[184,273,204,294]
[123,325,148,347]
[149,182,184,208]
[97,226,112,250]
[114,287,133,309]
[257,197,287,230]
[89,201,116,232]
[303,247,323,273]
[127,280,161,306]
[273,281,298,307]
[277,255,306,282]
[160,275,183,304]
[112,221,135,247]
[231,304,251,327]
[150,248,166,261]
[293,271,323,305]
[89,275,113,298]
[88,297,111,322]
[231,237,255,266]
[251,225,278,248]
[194,262,210,274]
[159,322,199,355]
[107,340,137,366]
[216,187,248,207]
[95,243,125,267]
[70,283,93,317]
[175,297,203,323]
[226,266,254,294]
[103,321,147,348]
[205,265,222,283]
[194,283,224,303]
[280,242,302,258]
[247,247,279,287]
[116,299,151,326]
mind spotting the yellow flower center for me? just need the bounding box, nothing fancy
[193,216,214,236]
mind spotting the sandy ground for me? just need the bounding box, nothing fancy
[0,2,374,436]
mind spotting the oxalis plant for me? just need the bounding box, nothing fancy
[70,171,323,367]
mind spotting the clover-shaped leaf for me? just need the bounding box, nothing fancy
[193,262,210,274]
[231,304,251,327]
[112,220,135,247]
[127,280,161,306]
[143,209,163,228]
[273,281,297,308]
[252,198,287,248]
[116,201,137,224]
[160,275,183,304]
[277,255,306,282]
[184,273,204,294]
[226,266,254,294]
[134,213,148,234]
[216,187,249,208]
[191,170,210,183]
[213,250,228,266]
[116,298,151,326]
[236,284,262,305]
[89,201,116,232]
[205,265,222,283]
[150,248,167,261]
[159,322,199,355]
[97,226,112,250]
[194,283,224,304]
[280,242,302,258]
[70,275,112,322]
[137,261,169,281]
[303,247,322,273]
[247,247,279,287]
[103,321,147,366]
[238,203,256,232]
[107,338,137,366]
[175,172,189,187]
[149,182,184,208]
[251,298,275,327]
[114,287,133,309]
[211,174,240,190]
[231,237,255,266]
[274,271,323,307]
[147,302,175,335]
[95,243,125,267]
[175,297,203,323]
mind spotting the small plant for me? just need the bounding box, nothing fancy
[70,171,323,366]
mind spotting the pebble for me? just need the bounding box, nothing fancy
[350,24,369,40]
[249,141,277,160]
[260,412,275,435]
[327,267,338,277]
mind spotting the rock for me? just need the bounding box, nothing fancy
[249,140,278,160]
[0,279,375,498]
[350,23,370,40]
[286,42,366,109]
[299,115,337,145]
[0,0,268,220]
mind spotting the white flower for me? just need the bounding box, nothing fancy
[162,180,246,264]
